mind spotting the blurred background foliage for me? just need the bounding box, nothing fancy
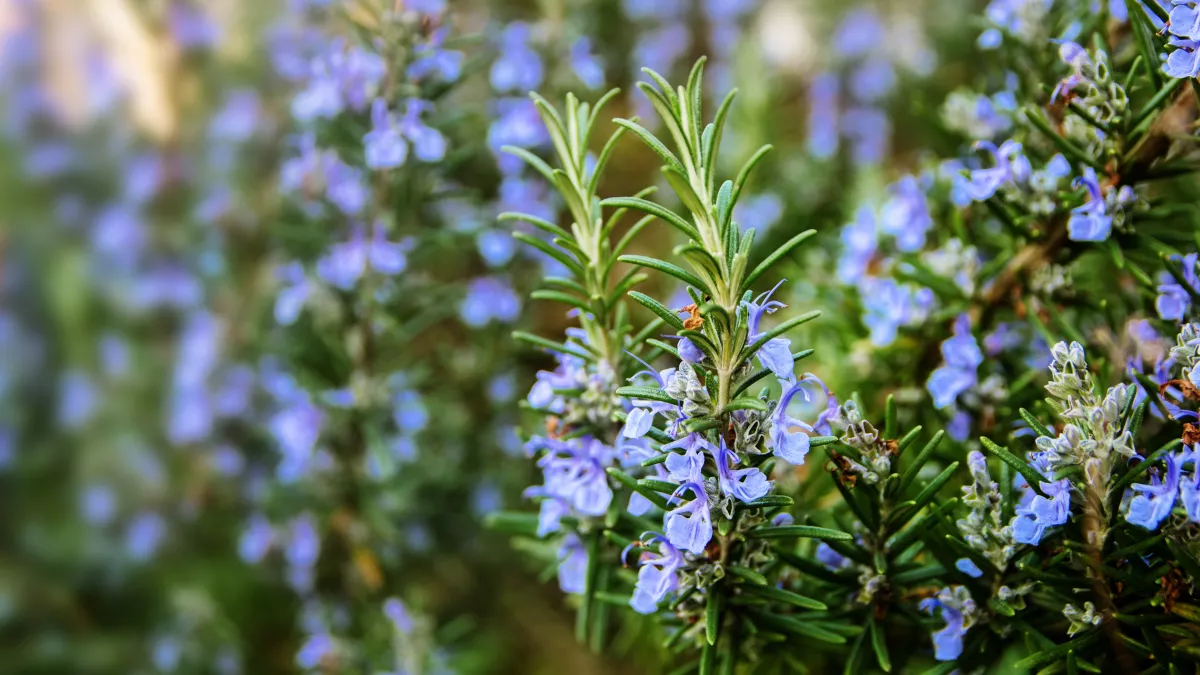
[0,0,1056,673]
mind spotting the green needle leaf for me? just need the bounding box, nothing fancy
[897,430,944,496]
[619,254,710,293]
[884,394,898,440]
[980,437,1049,497]
[513,331,594,361]
[628,291,686,331]
[746,525,852,541]
[741,583,827,610]
[601,196,702,242]
[870,615,892,673]
[705,591,721,645]
[1018,408,1053,438]
[483,511,542,537]
[606,467,670,510]
[743,230,817,288]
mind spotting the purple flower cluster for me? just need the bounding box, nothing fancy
[927,315,983,410]
[919,586,977,661]
[835,194,947,348]
[612,285,837,614]
[1156,253,1199,322]
[806,7,934,165]
[1067,167,1135,242]
[1011,474,1072,545]
[1165,2,1200,78]
[1125,446,1200,530]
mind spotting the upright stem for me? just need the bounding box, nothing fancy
[1082,478,1136,674]
[716,323,735,413]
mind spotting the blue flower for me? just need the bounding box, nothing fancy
[275,262,310,326]
[946,410,972,442]
[676,337,705,364]
[927,315,983,409]
[661,433,712,485]
[1067,167,1112,241]
[476,230,516,267]
[964,140,1030,201]
[528,352,588,414]
[1127,452,1182,530]
[271,398,324,482]
[1011,478,1071,545]
[843,106,890,167]
[398,100,447,162]
[408,27,463,82]
[1166,38,1200,79]
[849,58,896,103]
[860,277,934,347]
[526,436,615,524]
[333,43,387,111]
[1030,153,1072,192]
[405,0,448,14]
[364,98,408,169]
[733,193,784,235]
[711,440,772,503]
[919,587,975,661]
[955,558,984,578]
[152,636,181,672]
[392,387,428,432]
[569,37,604,89]
[880,175,933,252]
[460,277,521,326]
[1171,2,1200,39]
[768,374,838,465]
[1156,253,1198,321]
[837,206,878,285]
[490,99,552,171]
[322,156,368,215]
[169,2,220,50]
[291,73,343,122]
[317,225,413,290]
[665,482,713,555]
[239,513,274,564]
[92,204,145,270]
[384,597,414,633]
[557,533,589,594]
[743,280,794,384]
[832,8,885,58]
[58,370,97,430]
[632,25,690,77]
[1052,41,1092,101]
[125,511,167,562]
[168,312,220,445]
[623,0,687,20]
[490,23,544,92]
[806,73,840,160]
[286,514,320,592]
[209,89,260,142]
[533,498,570,538]
[982,0,1054,43]
[627,491,655,517]
[80,483,117,525]
[816,542,851,570]
[622,364,680,438]
[495,174,556,221]
[1181,447,1200,522]
[296,633,332,670]
[627,533,684,614]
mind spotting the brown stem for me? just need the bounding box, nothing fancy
[1081,479,1137,674]
[970,217,1071,330]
